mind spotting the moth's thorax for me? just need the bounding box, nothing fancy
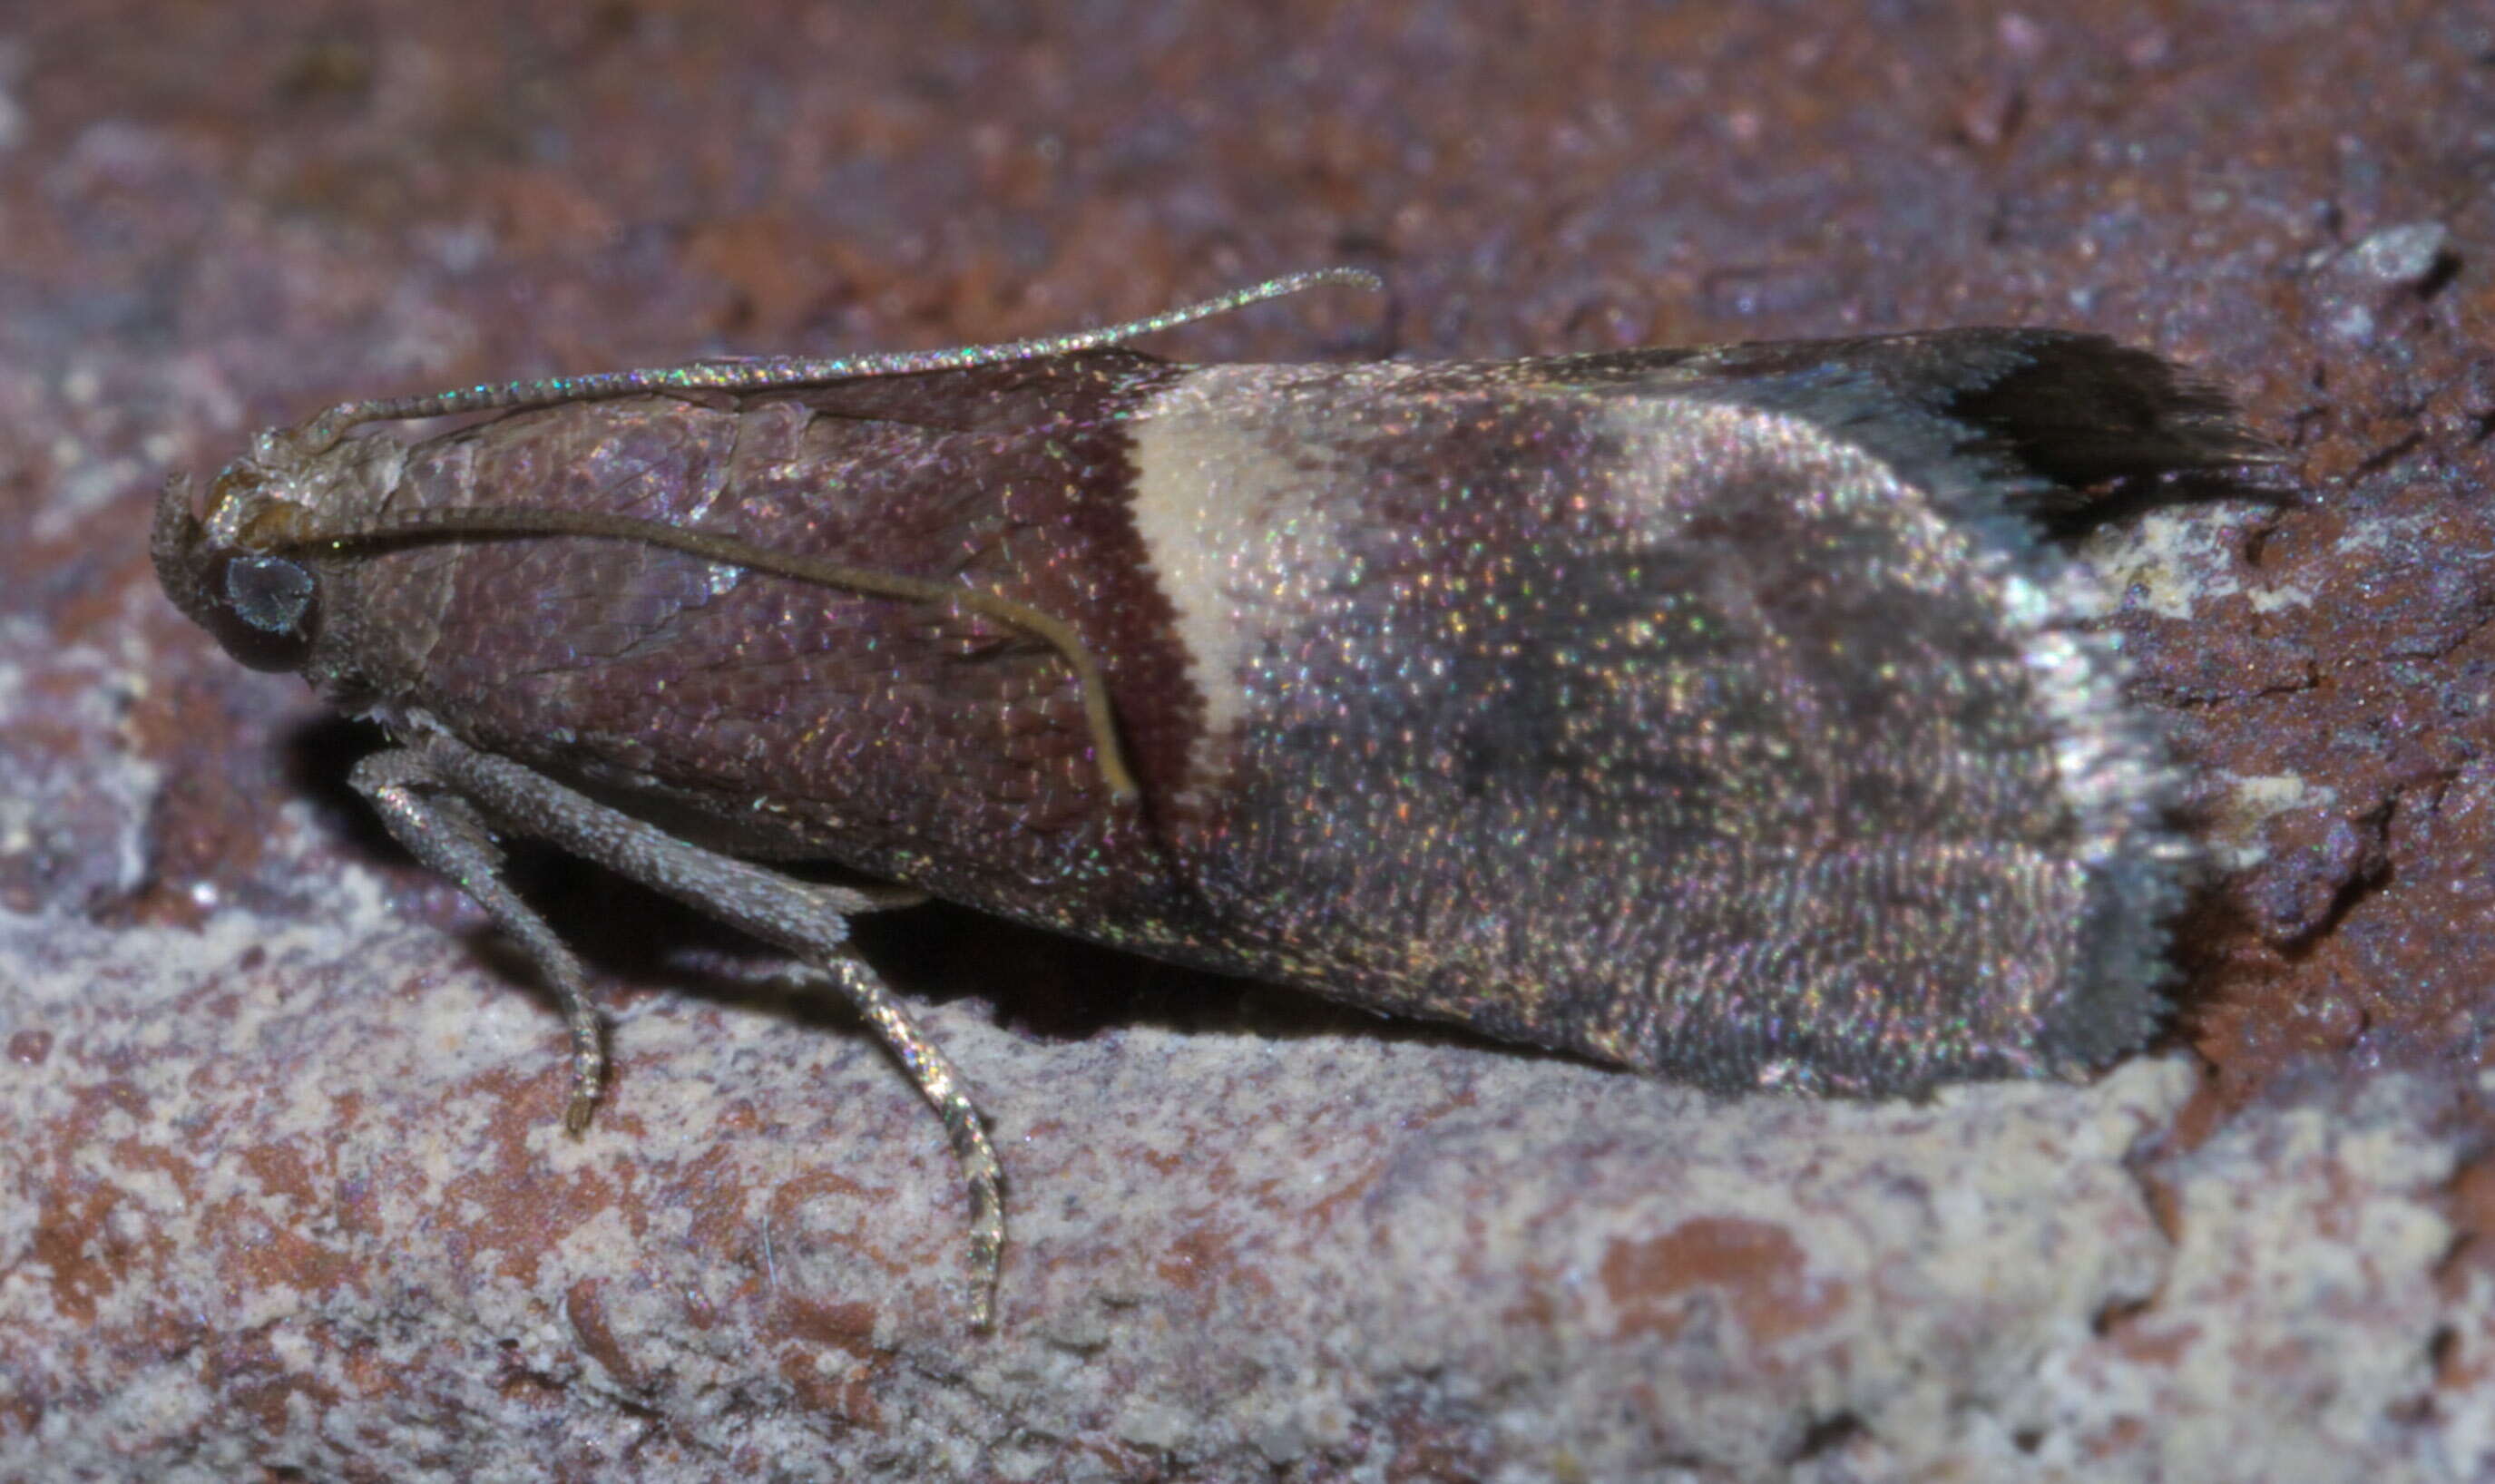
[321,361,1204,919]
[201,426,407,552]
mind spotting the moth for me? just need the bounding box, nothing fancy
[153,269,2270,1324]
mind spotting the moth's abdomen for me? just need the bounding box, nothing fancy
[1125,358,2184,1096]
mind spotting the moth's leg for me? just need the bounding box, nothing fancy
[349,747,609,1134]
[390,727,1007,1328]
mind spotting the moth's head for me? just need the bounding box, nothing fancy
[153,426,394,678]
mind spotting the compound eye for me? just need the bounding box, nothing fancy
[201,552,320,672]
